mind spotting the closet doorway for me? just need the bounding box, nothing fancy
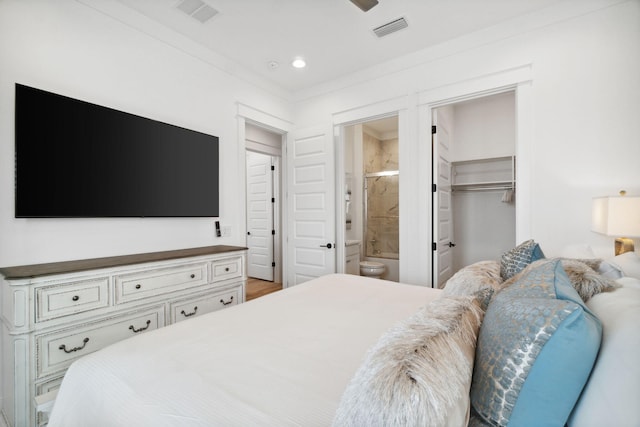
[245,123,282,286]
[432,91,516,287]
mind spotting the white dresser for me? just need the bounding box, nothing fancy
[0,245,247,427]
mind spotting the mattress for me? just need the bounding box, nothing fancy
[47,274,441,427]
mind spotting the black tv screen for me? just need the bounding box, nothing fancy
[15,84,219,218]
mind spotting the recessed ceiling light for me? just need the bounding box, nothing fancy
[291,57,306,69]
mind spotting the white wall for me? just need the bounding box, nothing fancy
[344,124,365,244]
[452,92,515,162]
[0,1,638,275]
[453,191,516,269]
[245,123,283,156]
[294,0,640,284]
[0,1,291,267]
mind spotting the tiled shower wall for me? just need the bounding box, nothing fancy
[363,132,399,259]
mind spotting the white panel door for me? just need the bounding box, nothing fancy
[246,151,274,281]
[287,126,336,286]
[432,111,455,288]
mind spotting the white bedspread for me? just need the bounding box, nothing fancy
[48,274,441,427]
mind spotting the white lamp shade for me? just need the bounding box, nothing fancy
[592,196,640,237]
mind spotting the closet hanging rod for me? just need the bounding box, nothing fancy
[452,185,514,192]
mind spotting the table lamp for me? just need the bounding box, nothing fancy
[592,191,640,255]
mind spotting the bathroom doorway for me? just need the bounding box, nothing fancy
[344,115,400,281]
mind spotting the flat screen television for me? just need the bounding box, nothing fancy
[14,83,219,218]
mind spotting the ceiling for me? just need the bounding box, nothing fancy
[86,0,567,94]
[363,116,398,135]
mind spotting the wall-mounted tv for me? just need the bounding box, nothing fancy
[15,84,219,218]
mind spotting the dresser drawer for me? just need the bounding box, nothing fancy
[114,262,208,304]
[35,376,64,426]
[36,307,164,378]
[36,278,110,322]
[36,376,63,396]
[171,287,241,323]
[211,256,243,282]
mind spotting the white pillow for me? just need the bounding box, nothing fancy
[609,251,640,280]
[560,244,597,259]
[568,280,640,426]
[597,260,623,279]
[559,244,624,279]
[616,276,640,290]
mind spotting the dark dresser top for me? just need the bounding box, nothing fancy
[0,245,247,279]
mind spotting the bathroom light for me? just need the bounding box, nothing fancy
[291,57,306,69]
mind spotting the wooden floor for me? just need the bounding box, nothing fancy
[246,277,283,301]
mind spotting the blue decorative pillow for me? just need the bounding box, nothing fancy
[500,239,545,280]
[470,260,602,427]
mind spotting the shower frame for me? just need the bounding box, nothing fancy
[363,170,399,260]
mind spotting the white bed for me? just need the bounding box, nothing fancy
[47,257,640,427]
[47,274,441,427]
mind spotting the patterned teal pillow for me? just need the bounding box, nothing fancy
[500,239,545,280]
[470,260,602,426]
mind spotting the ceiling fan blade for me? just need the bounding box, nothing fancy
[349,0,379,12]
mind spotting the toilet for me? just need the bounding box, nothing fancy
[359,261,385,279]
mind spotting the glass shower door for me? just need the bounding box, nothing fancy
[364,171,399,260]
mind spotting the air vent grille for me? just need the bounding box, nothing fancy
[176,0,218,24]
[373,17,408,38]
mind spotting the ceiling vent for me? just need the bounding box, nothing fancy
[373,17,408,38]
[176,0,218,24]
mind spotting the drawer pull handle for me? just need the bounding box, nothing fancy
[220,296,234,306]
[72,295,80,301]
[59,337,89,354]
[135,284,142,289]
[225,267,230,272]
[129,320,151,333]
[181,306,198,317]
[190,274,196,279]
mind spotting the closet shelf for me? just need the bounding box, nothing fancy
[451,156,515,192]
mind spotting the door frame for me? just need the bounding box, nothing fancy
[237,103,293,287]
[333,96,410,278]
[418,63,533,286]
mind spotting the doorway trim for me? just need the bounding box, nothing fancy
[237,103,293,287]
[418,63,533,285]
[333,95,409,278]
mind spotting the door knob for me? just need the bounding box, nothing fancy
[320,243,333,249]
[447,242,456,248]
